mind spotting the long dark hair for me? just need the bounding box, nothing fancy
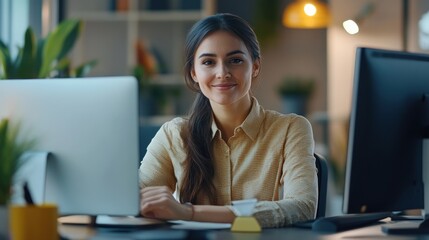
[180,13,261,204]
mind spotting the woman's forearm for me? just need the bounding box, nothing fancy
[191,205,236,223]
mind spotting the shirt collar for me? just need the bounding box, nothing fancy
[210,97,265,141]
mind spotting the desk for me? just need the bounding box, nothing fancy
[59,222,429,240]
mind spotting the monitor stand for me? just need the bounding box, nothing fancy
[383,138,429,234]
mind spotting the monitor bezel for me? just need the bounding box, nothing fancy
[343,47,426,214]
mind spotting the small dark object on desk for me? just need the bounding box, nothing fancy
[23,181,34,205]
[312,212,391,232]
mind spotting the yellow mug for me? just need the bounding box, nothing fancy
[9,204,58,240]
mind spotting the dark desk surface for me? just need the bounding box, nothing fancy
[59,221,429,240]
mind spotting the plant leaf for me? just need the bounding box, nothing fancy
[0,119,9,204]
[0,40,12,79]
[0,118,8,159]
[35,39,45,75]
[53,57,71,77]
[14,28,37,79]
[0,118,36,205]
[73,60,97,77]
[57,20,81,61]
[11,47,23,79]
[39,19,81,78]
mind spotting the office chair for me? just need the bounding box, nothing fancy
[314,153,328,218]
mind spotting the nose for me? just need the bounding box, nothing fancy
[216,63,231,79]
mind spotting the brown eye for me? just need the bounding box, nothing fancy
[230,58,243,64]
[202,59,214,65]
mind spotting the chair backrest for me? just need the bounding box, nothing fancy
[314,153,328,218]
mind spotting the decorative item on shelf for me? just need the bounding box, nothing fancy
[116,0,129,12]
[277,76,315,116]
[0,19,97,79]
[342,2,374,35]
[283,0,331,29]
[0,118,35,237]
[134,40,181,116]
[109,0,129,12]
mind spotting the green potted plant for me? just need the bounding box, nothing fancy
[0,19,96,79]
[0,118,35,236]
[277,76,315,116]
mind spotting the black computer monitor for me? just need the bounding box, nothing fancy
[343,47,429,215]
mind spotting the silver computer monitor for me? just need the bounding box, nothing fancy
[0,76,140,216]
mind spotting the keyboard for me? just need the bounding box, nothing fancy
[382,220,429,234]
[312,212,392,232]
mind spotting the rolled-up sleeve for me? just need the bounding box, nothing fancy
[252,116,318,228]
[139,121,177,191]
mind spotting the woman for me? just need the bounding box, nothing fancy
[139,13,317,228]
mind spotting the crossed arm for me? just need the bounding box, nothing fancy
[140,186,236,223]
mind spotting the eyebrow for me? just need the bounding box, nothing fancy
[198,50,245,59]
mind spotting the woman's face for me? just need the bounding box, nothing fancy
[191,30,260,107]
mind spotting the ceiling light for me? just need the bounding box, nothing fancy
[342,2,375,35]
[283,0,331,29]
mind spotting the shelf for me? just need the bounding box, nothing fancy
[69,10,205,22]
[150,74,184,85]
[136,10,205,21]
[69,11,129,21]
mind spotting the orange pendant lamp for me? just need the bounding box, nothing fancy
[283,0,331,29]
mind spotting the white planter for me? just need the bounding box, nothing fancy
[0,205,9,239]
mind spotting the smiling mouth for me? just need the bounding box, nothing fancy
[212,83,237,89]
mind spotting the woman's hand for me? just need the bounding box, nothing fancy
[140,186,193,221]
